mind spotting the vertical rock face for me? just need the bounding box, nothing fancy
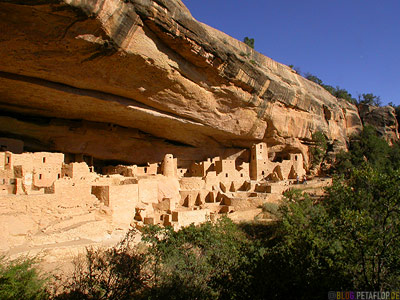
[337,99,364,138]
[0,0,396,166]
[358,104,399,145]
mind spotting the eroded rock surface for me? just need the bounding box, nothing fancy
[358,104,399,145]
[0,0,374,166]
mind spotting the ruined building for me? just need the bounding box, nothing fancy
[0,136,305,231]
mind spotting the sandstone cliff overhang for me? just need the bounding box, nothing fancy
[0,0,368,165]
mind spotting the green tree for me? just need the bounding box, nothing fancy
[293,66,302,75]
[0,256,48,300]
[305,73,323,85]
[260,167,400,299]
[358,93,382,106]
[141,218,260,300]
[304,73,356,103]
[325,167,400,288]
[262,191,350,299]
[243,37,254,49]
[333,125,397,174]
[55,231,149,300]
[332,86,356,104]
[56,218,262,300]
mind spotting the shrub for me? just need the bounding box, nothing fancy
[141,218,259,300]
[0,256,48,300]
[261,202,281,219]
[333,125,399,174]
[243,37,254,49]
[358,93,382,106]
[305,73,357,104]
[54,231,148,300]
[56,218,262,300]
[260,166,400,299]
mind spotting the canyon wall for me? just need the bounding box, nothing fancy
[0,0,397,166]
[358,104,399,145]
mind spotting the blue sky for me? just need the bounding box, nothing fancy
[182,0,400,106]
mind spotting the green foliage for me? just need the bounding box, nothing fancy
[288,65,302,74]
[261,202,280,215]
[305,73,323,85]
[358,93,382,106]
[334,125,400,174]
[293,66,302,74]
[250,129,400,298]
[249,59,257,66]
[142,218,260,300]
[388,101,400,114]
[262,192,348,299]
[310,131,328,168]
[261,167,400,297]
[243,37,254,49]
[325,167,400,288]
[0,256,48,300]
[282,188,307,202]
[56,218,261,300]
[330,86,356,104]
[305,73,357,104]
[55,231,148,300]
[261,202,282,220]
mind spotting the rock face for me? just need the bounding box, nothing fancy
[358,104,399,145]
[0,0,395,167]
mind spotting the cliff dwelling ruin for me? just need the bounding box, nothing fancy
[2,0,394,269]
[0,136,323,253]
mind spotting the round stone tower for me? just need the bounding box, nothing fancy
[163,154,175,177]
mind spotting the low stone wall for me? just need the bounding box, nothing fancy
[0,192,106,252]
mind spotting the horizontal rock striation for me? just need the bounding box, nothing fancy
[0,0,395,166]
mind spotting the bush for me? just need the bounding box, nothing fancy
[263,192,347,299]
[305,73,357,104]
[56,218,262,300]
[358,93,382,106]
[325,167,400,288]
[141,218,261,300]
[333,125,400,174]
[0,256,48,300]
[261,202,281,219]
[55,231,148,300]
[243,37,254,49]
[260,166,400,299]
